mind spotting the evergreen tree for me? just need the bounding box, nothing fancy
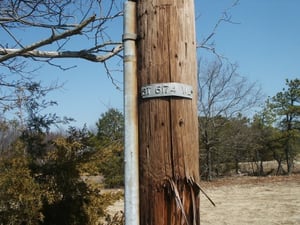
[0,144,43,225]
[94,108,124,188]
[270,79,300,174]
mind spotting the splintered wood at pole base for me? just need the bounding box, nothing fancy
[136,0,200,224]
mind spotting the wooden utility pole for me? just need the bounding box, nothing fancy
[136,0,200,224]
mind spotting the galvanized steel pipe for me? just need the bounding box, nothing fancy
[123,1,139,225]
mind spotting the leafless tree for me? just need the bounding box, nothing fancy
[198,59,262,180]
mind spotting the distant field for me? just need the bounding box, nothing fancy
[238,160,300,175]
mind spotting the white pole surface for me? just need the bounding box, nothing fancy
[123,1,139,225]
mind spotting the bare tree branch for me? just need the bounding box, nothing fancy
[0,15,96,62]
[0,0,124,116]
[197,0,240,61]
[0,0,124,80]
[0,44,123,63]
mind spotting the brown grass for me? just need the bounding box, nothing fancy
[106,174,300,224]
[200,174,300,225]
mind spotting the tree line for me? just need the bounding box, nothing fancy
[198,60,300,180]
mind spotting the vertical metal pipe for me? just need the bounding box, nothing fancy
[123,1,139,225]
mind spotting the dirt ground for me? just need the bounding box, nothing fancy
[107,174,300,225]
[199,174,300,225]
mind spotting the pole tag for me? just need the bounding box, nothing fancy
[141,82,193,99]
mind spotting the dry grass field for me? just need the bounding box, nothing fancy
[106,174,300,225]
[105,161,300,224]
[200,174,300,225]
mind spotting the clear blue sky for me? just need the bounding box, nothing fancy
[2,0,299,129]
[197,0,299,98]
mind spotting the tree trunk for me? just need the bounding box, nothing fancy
[276,158,284,175]
[206,148,212,181]
[136,1,200,224]
[285,140,293,175]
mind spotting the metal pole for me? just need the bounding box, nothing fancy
[123,1,139,225]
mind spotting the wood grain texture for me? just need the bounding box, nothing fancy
[137,1,200,224]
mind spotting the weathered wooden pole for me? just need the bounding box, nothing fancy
[136,0,200,224]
